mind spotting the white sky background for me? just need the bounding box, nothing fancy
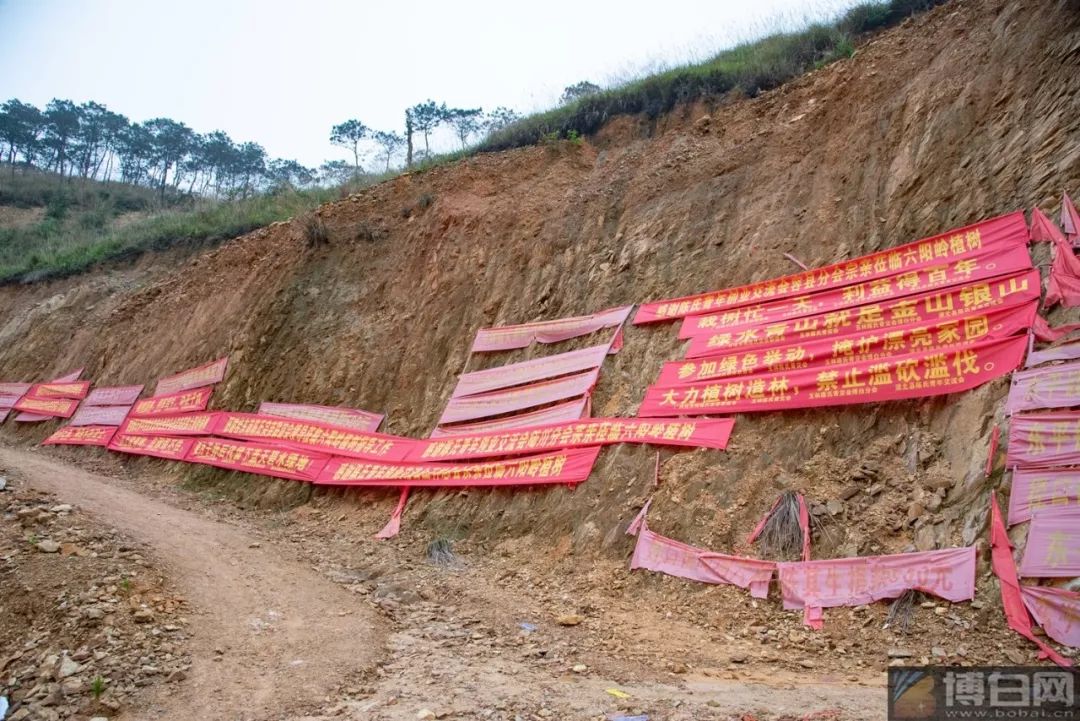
[1,0,865,170]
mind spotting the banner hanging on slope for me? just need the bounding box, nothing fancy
[108,433,195,460]
[154,357,228,397]
[185,437,330,482]
[12,396,79,418]
[452,343,610,398]
[438,368,599,425]
[42,425,117,447]
[430,397,589,438]
[85,385,144,406]
[1018,508,1080,578]
[211,412,414,462]
[634,212,1031,325]
[1021,585,1080,648]
[1007,467,1080,525]
[130,387,213,417]
[470,306,632,352]
[1006,411,1080,468]
[118,413,219,437]
[69,404,132,427]
[1006,362,1080,414]
[258,402,384,433]
[27,381,90,400]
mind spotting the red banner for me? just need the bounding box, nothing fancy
[1026,335,1080,366]
[258,402,383,433]
[85,385,144,406]
[108,433,195,460]
[28,381,91,400]
[119,412,219,436]
[439,368,599,425]
[0,383,32,396]
[316,446,600,487]
[431,397,589,438]
[1008,467,1080,525]
[683,268,1038,360]
[211,412,415,462]
[0,394,21,409]
[1063,192,1079,241]
[69,404,132,427]
[42,425,117,446]
[471,306,632,352]
[667,295,1036,386]
[409,417,733,462]
[452,343,610,398]
[185,437,330,482]
[12,396,79,418]
[778,547,975,628]
[1029,207,1065,243]
[1045,230,1080,308]
[14,413,52,422]
[679,245,1033,341]
[130,386,213,417]
[1006,411,1080,468]
[1019,508,1080,578]
[1022,585,1080,648]
[635,212,1030,325]
[1006,362,1080,414]
[50,369,84,382]
[640,333,1027,416]
[154,357,228,397]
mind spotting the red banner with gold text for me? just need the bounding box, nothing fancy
[42,425,117,447]
[130,387,213,417]
[108,433,195,460]
[185,437,329,482]
[154,357,228,397]
[13,396,79,418]
[258,402,383,433]
[119,413,219,436]
[211,412,415,462]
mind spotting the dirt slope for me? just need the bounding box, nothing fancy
[0,0,1078,677]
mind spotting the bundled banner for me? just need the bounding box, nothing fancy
[667,296,1036,386]
[1021,585,1080,648]
[12,396,79,418]
[471,306,632,352]
[409,417,734,462]
[70,404,132,427]
[185,437,330,482]
[154,357,228,397]
[1006,362,1080,414]
[258,402,383,433]
[679,246,1033,340]
[1006,467,1080,526]
[634,212,1030,325]
[1006,411,1080,468]
[212,412,414,462]
[683,268,1039,360]
[777,547,976,628]
[452,343,610,398]
[28,381,91,400]
[42,425,117,447]
[438,368,599,425]
[85,385,144,406]
[130,386,213,417]
[1019,508,1080,578]
[430,397,588,438]
[316,446,600,487]
[640,333,1027,416]
[108,433,195,460]
[119,412,219,436]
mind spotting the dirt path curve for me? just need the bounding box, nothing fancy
[1,447,385,721]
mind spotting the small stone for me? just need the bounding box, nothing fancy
[888,648,914,658]
[931,647,947,658]
[826,499,844,516]
[799,659,815,669]
[555,613,583,627]
[57,656,80,679]
[417,710,437,720]
[50,504,73,514]
[90,717,109,721]
[132,608,155,623]
[729,653,748,663]
[0,476,7,491]
[970,600,985,610]
[572,664,587,673]
[934,607,947,615]
[36,540,61,553]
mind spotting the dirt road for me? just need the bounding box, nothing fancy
[1,447,385,721]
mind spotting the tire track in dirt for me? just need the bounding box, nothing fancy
[0,447,385,721]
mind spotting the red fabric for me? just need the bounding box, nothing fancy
[154,357,228,397]
[258,402,383,433]
[108,433,195,460]
[42,425,117,447]
[317,446,600,487]
[608,325,624,354]
[185,437,330,482]
[69,404,132,427]
[212,412,415,462]
[989,492,1071,667]
[1044,228,1080,308]
[49,369,84,382]
[798,495,811,562]
[130,387,213,417]
[1019,507,1080,577]
[640,333,1029,416]
[0,383,32,396]
[1006,410,1080,467]
[28,381,90,400]
[451,343,609,398]
[438,368,599,425]
[1062,192,1080,241]
[119,412,220,437]
[1030,315,1080,346]
[635,212,1030,325]
[85,385,144,406]
[747,496,783,544]
[985,424,1000,477]
[470,306,633,352]
[408,417,734,462]
[1006,362,1080,414]
[1007,467,1080,525]
[1021,585,1080,648]
[12,396,79,418]
[374,488,410,540]
[1029,207,1066,243]
[430,397,588,438]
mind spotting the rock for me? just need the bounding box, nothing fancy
[57,656,80,679]
[36,540,61,553]
[693,115,712,134]
[572,664,587,673]
[826,499,844,516]
[90,717,109,721]
[887,648,914,658]
[132,608,154,623]
[417,710,437,720]
[555,613,583,626]
[49,504,73,514]
[1005,649,1027,664]
[0,476,7,491]
[839,484,861,500]
[931,647,947,658]
[799,659,815,669]
[907,502,926,521]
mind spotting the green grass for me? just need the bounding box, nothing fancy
[0,165,173,212]
[480,0,948,151]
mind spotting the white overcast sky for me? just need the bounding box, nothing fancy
[1,0,863,168]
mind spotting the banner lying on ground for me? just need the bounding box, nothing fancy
[28,381,90,400]
[1007,467,1080,525]
[1006,362,1080,414]
[409,417,733,462]
[14,413,52,422]
[12,396,79,418]
[1019,508,1080,578]
[683,268,1039,360]
[0,383,32,396]
[679,246,1033,341]
[634,212,1030,325]
[258,402,383,433]
[1021,585,1080,648]
[317,446,600,487]
[70,404,132,427]
[212,412,413,462]
[42,425,117,446]
[430,397,588,438]
[119,413,219,437]
[668,293,1036,386]
[186,437,330,482]
[470,306,632,353]
[640,333,1028,416]
[85,385,144,406]
[452,343,610,398]
[108,433,194,460]
[154,357,228,397]
[1006,411,1080,468]
[777,547,976,629]
[438,368,599,425]
[130,387,213,417]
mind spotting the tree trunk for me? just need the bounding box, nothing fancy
[405,114,414,169]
